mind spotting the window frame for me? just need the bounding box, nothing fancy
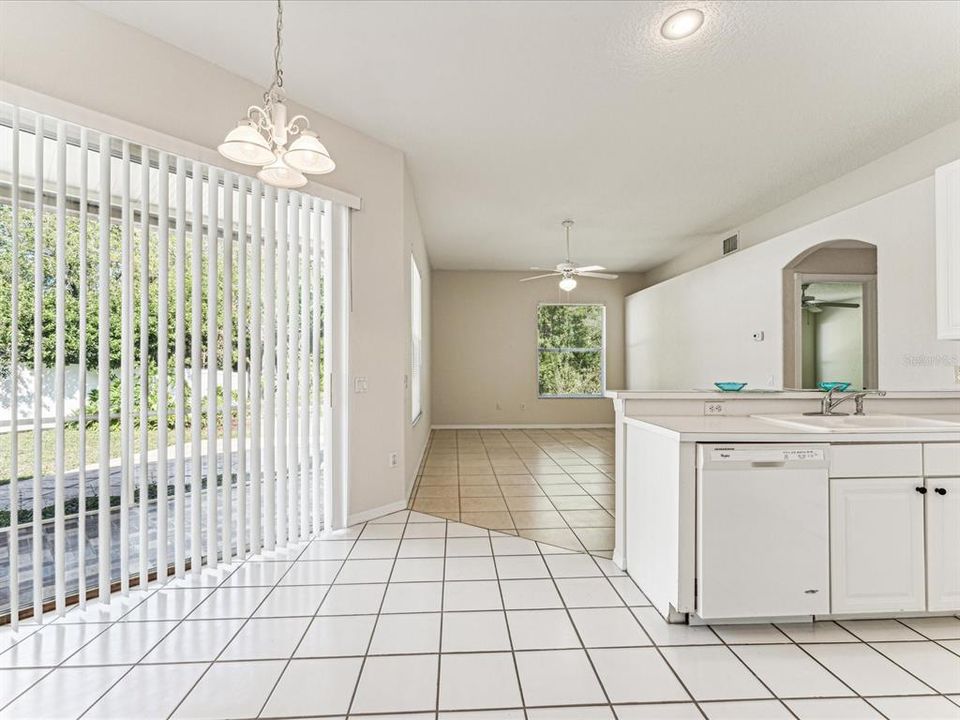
[410,254,423,424]
[536,302,606,399]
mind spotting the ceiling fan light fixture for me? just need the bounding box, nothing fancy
[559,276,578,292]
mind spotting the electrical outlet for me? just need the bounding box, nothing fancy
[955,365,960,384]
[520,402,527,411]
[354,376,368,393]
[496,401,502,410]
[704,401,725,416]
[388,452,399,468]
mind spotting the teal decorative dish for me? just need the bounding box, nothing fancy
[818,381,851,392]
[714,382,747,392]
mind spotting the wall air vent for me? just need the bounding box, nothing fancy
[722,233,739,256]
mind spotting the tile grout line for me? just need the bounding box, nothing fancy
[485,509,529,720]
[342,508,414,717]
[254,524,371,718]
[158,536,322,720]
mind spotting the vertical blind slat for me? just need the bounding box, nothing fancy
[222,174,233,561]
[299,197,310,539]
[275,189,288,547]
[97,134,112,604]
[263,185,277,551]
[190,160,204,572]
[206,168,219,564]
[250,181,263,556]
[137,149,150,588]
[54,121,67,615]
[157,151,170,581]
[32,113,45,621]
[120,141,132,594]
[174,157,187,578]
[77,127,89,608]
[9,107,21,628]
[311,198,323,535]
[287,193,299,544]
[236,176,248,560]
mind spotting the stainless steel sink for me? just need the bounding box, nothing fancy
[753,414,960,433]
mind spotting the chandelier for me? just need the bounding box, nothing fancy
[218,0,335,188]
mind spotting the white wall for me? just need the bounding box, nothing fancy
[625,176,960,390]
[0,1,429,517]
[432,271,644,426]
[645,121,960,285]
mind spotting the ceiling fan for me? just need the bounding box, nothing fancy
[521,220,618,292]
[801,284,861,313]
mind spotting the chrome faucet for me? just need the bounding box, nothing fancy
[805,387,886,416]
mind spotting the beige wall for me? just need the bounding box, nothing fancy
[432,271,644,426]
[1,1,429,518]
[403,167,431,491]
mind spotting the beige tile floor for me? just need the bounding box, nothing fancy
[409,429,616,556]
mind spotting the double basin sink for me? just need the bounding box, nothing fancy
[753,414,960,433]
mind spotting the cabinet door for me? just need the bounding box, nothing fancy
[936,159,960,340]
[830,477,925,614]
[927,477,960,611]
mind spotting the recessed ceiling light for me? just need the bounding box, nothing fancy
[660,8,704,40]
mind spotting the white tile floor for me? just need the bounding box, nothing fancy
[2,508,959,720]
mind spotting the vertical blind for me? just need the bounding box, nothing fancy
[0,102,328,628]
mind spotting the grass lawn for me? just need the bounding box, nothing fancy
[0,424,165,485]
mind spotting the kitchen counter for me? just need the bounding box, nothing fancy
[623,413,960,443]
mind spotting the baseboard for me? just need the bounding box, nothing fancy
[431,423,615,430]
[346,500,408,527]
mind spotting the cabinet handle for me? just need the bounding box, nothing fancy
[915,486,927,494]
[935,487,947,496]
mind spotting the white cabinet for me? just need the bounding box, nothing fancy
[830,477,926,614]
[926,476,960,611]
[936,159,960,340]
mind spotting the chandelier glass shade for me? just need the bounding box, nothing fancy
[217,0,335,187]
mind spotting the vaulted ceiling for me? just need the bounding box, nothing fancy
[84,0,960,271]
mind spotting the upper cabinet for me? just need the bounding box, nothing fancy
[936,159,960,340]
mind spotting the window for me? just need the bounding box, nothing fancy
[0,101,330,624]
[410,255,423,422]
[537,304,605,398]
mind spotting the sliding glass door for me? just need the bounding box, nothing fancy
[0,102,330,626]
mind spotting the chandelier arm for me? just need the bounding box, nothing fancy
[246,105,275,134]
[285,114,310,136]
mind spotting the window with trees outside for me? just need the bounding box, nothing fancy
[537,304,605,398]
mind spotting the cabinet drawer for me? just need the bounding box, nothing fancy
[830,444,922,478]
[924,443,960,477]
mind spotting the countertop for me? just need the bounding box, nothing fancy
[606,390,960,400]
[622,414,960,443]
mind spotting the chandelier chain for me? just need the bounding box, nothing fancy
[266,0,284,103]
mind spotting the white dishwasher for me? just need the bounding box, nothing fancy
[697,444,830,620]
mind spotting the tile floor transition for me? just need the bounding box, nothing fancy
[409,429,616,555]
[1,509,959,719]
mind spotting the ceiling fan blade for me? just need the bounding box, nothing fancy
[529,266,557,271]
[520,273,560,282]
[817,301,861,308]
[574,265,605,273]
[577,271,619,280]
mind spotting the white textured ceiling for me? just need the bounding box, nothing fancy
[83,0,960,271]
